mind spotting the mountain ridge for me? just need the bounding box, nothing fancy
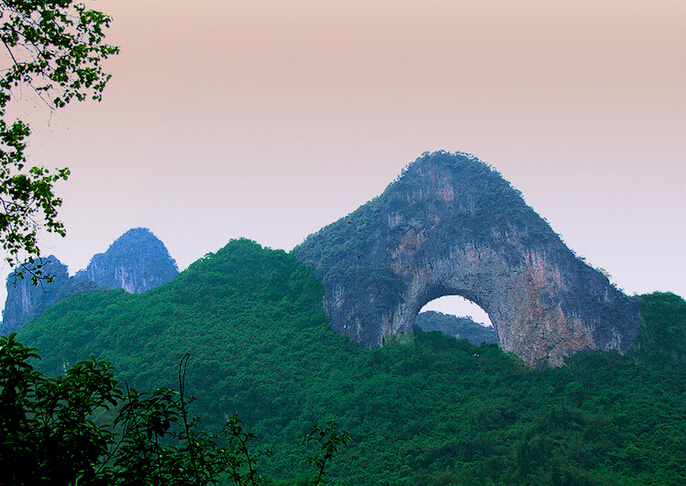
[414,310,498,345]
[0,227,178,334]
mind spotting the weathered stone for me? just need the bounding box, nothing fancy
[75,228,178,294]
[294,151,641,366]
[1,228,178,334]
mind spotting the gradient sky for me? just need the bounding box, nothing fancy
[3,0,685,319]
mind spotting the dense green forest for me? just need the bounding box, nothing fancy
[14,239,686,485]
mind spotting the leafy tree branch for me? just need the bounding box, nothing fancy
[0,0,118,278]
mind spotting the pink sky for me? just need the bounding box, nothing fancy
[3,0,685,317]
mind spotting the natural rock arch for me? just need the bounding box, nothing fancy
[295,152,641,366]
[415,299,498,346]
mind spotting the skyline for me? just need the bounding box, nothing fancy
[1,0,684,319]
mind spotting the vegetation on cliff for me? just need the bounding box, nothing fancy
[1,228,178,334]
[295,152,558,288]
[11,239,686,485]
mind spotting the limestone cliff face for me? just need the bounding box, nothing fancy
[76,228,178,294]
[294,151,641,366]
[0,257,98,335]
[1,228,178,334]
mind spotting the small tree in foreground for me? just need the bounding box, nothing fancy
[303,421,350,486]
[0,334,349,485]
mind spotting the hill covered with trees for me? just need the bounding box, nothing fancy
[14,239,686,485]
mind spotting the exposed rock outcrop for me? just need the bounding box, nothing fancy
[0,257,98,335]
[294,151,641,366]
[1,228,178,334]
[75,228,178,294]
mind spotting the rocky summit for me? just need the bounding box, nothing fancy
[1,228,178,334]
[295,151,641,366]
[74,228,178,294]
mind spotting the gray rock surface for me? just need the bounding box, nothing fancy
[1,228,178,334]
[295,151,641,366]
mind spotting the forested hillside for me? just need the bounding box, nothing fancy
[17,240,686,485]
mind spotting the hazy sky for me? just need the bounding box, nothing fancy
[3,0,685,319]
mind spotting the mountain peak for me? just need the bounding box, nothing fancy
[295,151,641,366]
[77,227,178,293]
[1,228,178,333]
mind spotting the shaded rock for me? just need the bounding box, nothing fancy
[1,257,98,335]
[1,228,178,334]
[294,151,641,366]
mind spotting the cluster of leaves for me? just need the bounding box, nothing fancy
[0,0,118,278]
[0,333,348,486]
[15,240,686,485]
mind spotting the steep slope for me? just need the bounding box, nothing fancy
[295,151,641,366]
[1,228,178,333]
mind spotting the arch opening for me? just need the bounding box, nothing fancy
[414,295,498,346]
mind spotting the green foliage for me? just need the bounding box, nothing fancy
[15,240,686,485]
[629,292,686,367]
[0,332,122,485]
[0,332,348,486]
[0,0,118,277]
